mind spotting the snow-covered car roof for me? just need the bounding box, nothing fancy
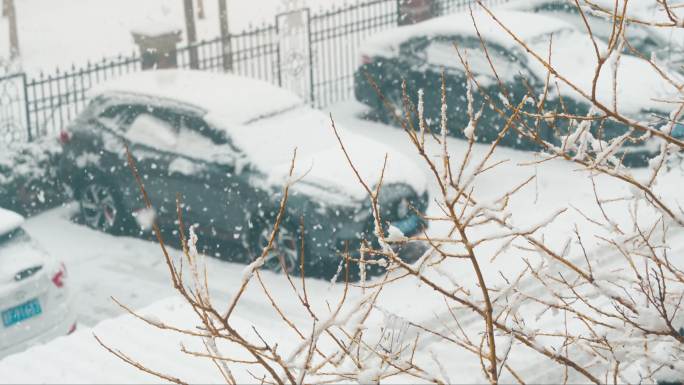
[360,10,575,58]
[0,208,24,237]
[88,70,305,126]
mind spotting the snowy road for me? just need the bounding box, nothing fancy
[5,102,683,383]
[23,204,188,327]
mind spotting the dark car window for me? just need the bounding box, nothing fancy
[90,99,240,161]
[125,111,180,151]
[399,36,430,64]
[97,104,141,129]
[179,115,227,145]
[177,122,217,155]
[533,2,575,12]
[123,106,241,161]
[422,36,525,82]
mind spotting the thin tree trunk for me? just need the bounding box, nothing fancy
[183,0,199,69]
[218,0,232,72]
[6,0,19,59]
[197,0,205,19]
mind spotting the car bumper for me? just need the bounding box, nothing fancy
[0,308,77,359]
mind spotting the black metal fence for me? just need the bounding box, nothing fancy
[310,0,399,107]
[0,0,508,143]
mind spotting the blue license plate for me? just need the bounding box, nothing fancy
[393,215,420,236]
[2,298,42,327]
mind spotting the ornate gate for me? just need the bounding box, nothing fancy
[276,7,313,103]
[0,73,30,144]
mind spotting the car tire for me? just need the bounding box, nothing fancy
[375,89,404,126]
[247,215,304,276]
[78,179,131,235]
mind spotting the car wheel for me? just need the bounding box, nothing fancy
[377,89,404,126]
[250,220,301,275]
[78,180,128,234]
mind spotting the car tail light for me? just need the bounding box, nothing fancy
[67,322,77,335]
[58,130,71,144]
[52,263,67,288]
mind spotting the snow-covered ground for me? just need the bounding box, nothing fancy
[1,101,683,383]
[0,0,351,76]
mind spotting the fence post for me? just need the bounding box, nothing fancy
[275,14,282,87]
[21,73,31,141]
[183,0,199,69]
[306,8,314,105]
[275,8,313,104]
[218,0,233,72]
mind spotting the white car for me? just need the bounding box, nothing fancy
[0,207,76,358]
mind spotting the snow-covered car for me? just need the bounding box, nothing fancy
[0,207,76,358]
[500,0,684,67]
[354,10,684,166]
[58,70,428,279]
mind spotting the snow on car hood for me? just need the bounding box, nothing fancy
[208,107,427,205]
[0,208,24,236]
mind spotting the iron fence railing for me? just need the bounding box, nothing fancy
[1,0,508,142]
[25,55,142,137]
[310,0,398,107]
